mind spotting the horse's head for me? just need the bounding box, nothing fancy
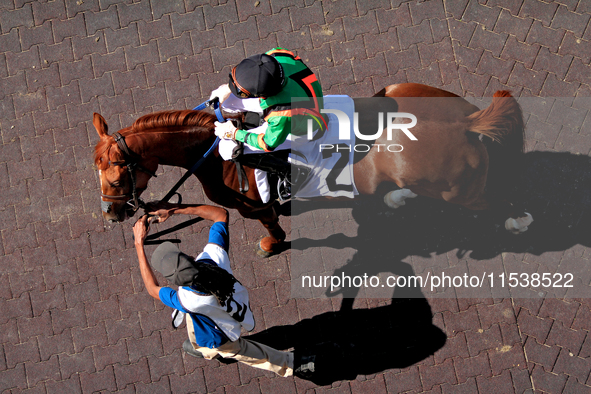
[93,113,158,223]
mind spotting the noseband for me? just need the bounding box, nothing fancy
[100,132,158,214]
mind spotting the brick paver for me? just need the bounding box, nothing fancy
[1,0,591,393]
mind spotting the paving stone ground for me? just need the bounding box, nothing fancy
[1,0,591,393]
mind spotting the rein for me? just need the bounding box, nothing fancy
[144,98,226,245]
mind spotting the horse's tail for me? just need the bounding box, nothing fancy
[467,90,524,154]
[468,90,525,198]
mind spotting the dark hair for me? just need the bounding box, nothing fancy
[190,261,238,307]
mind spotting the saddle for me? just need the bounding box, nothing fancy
[230,111,309,201]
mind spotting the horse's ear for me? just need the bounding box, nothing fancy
[93,113,109,139]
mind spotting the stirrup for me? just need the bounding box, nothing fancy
[277,166,310,202]
[277,178,291,202]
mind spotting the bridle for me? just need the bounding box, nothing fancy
[100,132,158,215]
[99,98,225,228]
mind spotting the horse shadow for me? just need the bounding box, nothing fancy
[243,150,591,384]
[287,150,591,278]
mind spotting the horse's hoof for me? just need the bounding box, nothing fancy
[505,213,533,234]
[257,237,276,258]
[257,243,273,258]
[384,188,417,209]
[257,237,289,257]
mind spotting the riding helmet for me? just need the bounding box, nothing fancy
[229,54,285,98]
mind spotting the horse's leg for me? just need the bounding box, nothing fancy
[462,192,533,234]
[489,157,533,234]
[482,138,533,234]
[505,212,533,234]
[208,163,287,257]
[485,202,534,234]
[498,195,534,234]
[384,188,418,209]
[472,90,531,234]
[257,207,286,257]
[238,205,286,257]
[203,186,286,257]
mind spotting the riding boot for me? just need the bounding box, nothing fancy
[236,153,309,201]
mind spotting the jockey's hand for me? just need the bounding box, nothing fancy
[214,121,237,140]
[210,84,232,104]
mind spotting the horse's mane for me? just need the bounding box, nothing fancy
[93,110,221,170]
[132,110,216,132]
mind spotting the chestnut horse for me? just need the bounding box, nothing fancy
[93,83,532,255]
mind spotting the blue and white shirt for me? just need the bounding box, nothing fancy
[158,222,254,348]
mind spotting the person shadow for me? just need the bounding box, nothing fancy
[245,150,591,384]
[245,194,449,385]
[246,274,445,385]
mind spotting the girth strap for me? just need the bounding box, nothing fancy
[230,141,249,193]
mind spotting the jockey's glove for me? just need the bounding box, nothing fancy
[214,120,237,140]
[210,84,232,104]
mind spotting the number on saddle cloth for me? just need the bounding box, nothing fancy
[289,95,358,199]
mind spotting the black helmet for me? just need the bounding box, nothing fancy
[229,53,285,98]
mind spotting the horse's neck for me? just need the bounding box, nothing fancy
[139,128,217,169]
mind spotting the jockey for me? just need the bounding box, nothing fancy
[211,48,327,200]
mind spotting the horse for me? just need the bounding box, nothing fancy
[93,83,532,256]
